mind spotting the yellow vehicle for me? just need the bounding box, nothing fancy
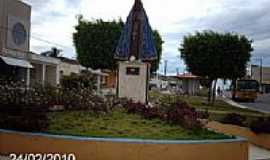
[234,79,259,102]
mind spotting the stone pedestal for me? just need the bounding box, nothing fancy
[117,61,149,103]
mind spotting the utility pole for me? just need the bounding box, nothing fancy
[259,57,263,93]
[164,60,168,76]
[260,57,263,86]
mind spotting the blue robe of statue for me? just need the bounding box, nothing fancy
[115,0,157,61]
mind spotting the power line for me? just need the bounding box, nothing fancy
[31,35,71,49]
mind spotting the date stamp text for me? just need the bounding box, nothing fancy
[9,153,76,160]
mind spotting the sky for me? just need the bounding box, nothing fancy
[24,0,270,75]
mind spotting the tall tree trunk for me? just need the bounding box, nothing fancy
[207,79,213,104]
[232,79,237,100]
[212,79,217,104]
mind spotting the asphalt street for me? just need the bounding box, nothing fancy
[239,94,270,113]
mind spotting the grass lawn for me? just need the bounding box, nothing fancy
[150,91,260,114]
[46,109,231,140]
[149,91,269,126]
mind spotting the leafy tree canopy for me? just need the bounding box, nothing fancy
[180,31,253,80]
[73,18,123,70]
[151,30,164,73]
[73,17,163,72]
[180,31,253,102]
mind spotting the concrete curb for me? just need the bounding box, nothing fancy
[221,98,269,113]
[223,99,249,109]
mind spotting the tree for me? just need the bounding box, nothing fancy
[151,30,164,73]
[180,31,253,103]
[73,18,123,70]
[73,17,163,72]
[41,47,62,58]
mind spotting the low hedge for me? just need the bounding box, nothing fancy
[121,100,203,130]
[0,104,49,132]
[61,73,95,90]
[250,117,270,134]
[220,113,246,126]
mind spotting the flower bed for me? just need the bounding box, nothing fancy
[46,110,230,140]
[0,79,232,140]
[122,101,204,130]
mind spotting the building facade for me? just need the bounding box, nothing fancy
[149,73,201,95]
[58,57,85,77]
[0,0,60,86]
[251,65,270,93]
[176,73,201,95]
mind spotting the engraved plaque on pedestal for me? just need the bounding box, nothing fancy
[118,61,149,103]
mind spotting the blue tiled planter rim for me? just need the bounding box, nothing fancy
[0,129,247,145]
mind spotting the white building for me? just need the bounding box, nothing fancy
[251,65,270,93]
[150,73,201,95]
[176,73,201,95]
[0,0,60,86]
[58,57,86,77]
[150,74,169,90]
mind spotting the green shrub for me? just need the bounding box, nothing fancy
[0,79,51,132]
[0,76,107,112]
[166,102,202,129]
[0,80,55,106]
[221,113,246,126]
[61,73,95,90]
[124,100,203,130]
[0,105,48,132]
[195,88,209,97]
[250,117,270,134]
[197,110,210,119]
[61,87,109,113]
[0,77,106,132]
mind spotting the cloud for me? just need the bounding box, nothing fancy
[23,0,270,73]
[23,0,81,58]
[165,0,270,69]
[200,1,270,39]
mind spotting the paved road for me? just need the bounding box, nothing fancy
[239,94,270,113]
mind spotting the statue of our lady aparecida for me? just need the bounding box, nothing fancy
[115,0,157,103]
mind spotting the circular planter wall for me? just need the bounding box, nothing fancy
[207,121,270,150]
[0,129,248,160]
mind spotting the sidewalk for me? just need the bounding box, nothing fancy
[250,144,270,160]
[223,98,249,109]
[220,97,270,160]
[221,97,270,114]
